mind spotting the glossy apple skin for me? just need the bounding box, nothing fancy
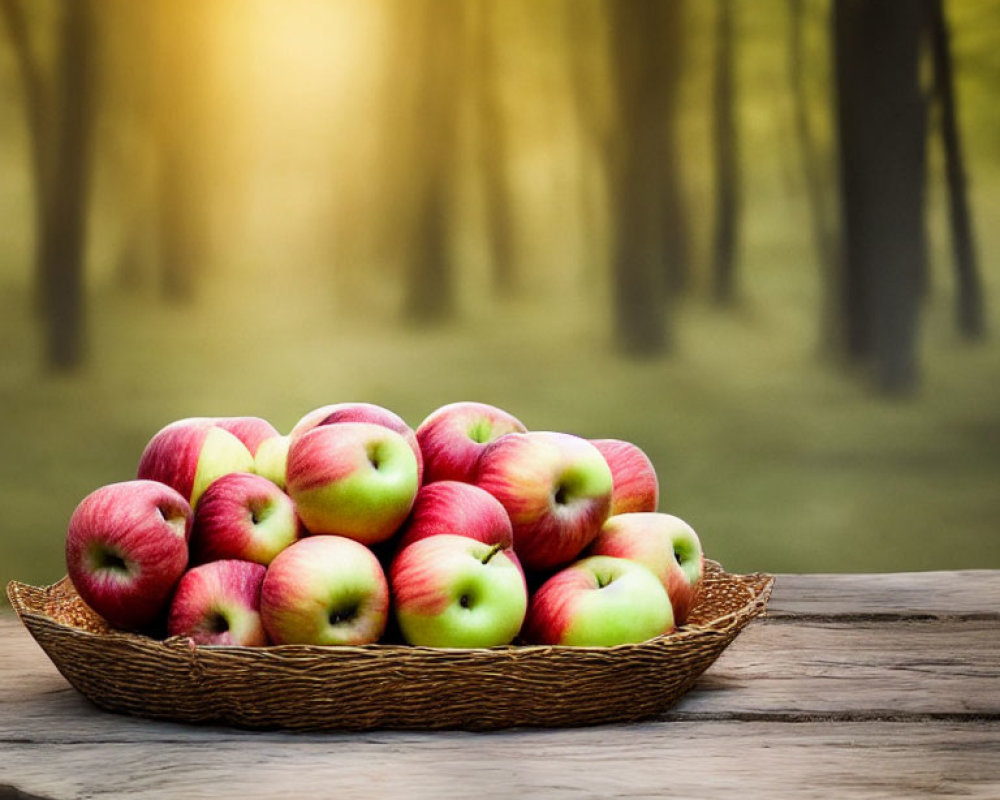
[522,555,674,646]
[190,472,302,566]
[211,417,281,456]
[290,403,424,485]
[590,439,659,515]
[416,401,527,484]
[137,418,255,507]
[474,431,613,572]
[65,480,192,631]
[285,422,419,544]
[260,535,389,645]
[166,559,268,646]
[390,534,527,648]
[587,512,704,625]
[396,481,513,551]
[253,434,291,490]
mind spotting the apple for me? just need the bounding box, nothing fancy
[415,401,527,484]
[590,438,659,515]
[253,433,291,490]
[211,416,280,456]
[474,431,613,572]
[137,417,255,507]
[522,555,674,646]
[65,480,192,631]
[190,472,302,566]
[166,559,268,646]
[396,480,513,551]
[587,512,704,625]
[290,402,424,485]
[390,534,527,648]
[260,535,389,645]
[285,422,419,544]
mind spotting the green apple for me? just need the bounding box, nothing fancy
[522,555,674,646]
[285,422,420,544]
[390,534,528,648]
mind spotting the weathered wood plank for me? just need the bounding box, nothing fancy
[1,720,998,800]
[767,571,1000,619]
[2,614,997,741]
[670,617,1000,719]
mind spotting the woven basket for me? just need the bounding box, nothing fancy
[7,560,772,731]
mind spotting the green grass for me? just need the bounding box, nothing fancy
[2,259,998,602]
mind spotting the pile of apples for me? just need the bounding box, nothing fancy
[64,401,705,649]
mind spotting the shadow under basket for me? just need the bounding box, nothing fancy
[6,560,773,731]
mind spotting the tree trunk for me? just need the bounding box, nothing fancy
[403,0,464,322]
[711,0,740,305]
[38,0,94,370]
[655,1,690,297]
[607,0,675,355]
[928,0,985,339]
[788,0,840,352]
[833,0,929,393]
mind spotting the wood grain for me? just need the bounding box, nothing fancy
[2,570,998,800]
[767,570,1000,619]
[0,721,997,800]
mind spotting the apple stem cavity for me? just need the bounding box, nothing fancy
[481,543,505,565]
[208,612,230,634]
[157,505,189,537]
[366,443,383,470]
[329,603,360,626]
[97,550,129,574]
[467,420,492,444]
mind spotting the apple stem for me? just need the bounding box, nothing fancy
[481,543,505,565]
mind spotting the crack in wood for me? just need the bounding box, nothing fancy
[0,785,57,800]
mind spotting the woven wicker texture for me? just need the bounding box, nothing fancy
[7,560,773,731]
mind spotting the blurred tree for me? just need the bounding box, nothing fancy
[711,0,740,305]
[2,0,94,370]
[1,0,50,313]
[563,0,611,283]
[471,0,516,296]
[928,0,986,339]
[833,0,929,393]
[787,0,839,351]
[401,0,465,322]
[606,0,688,355]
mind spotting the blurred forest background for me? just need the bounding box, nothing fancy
[2,0,999,597]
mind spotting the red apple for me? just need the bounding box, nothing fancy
[522,555,674,646]
[290,402,424,485]
[390,534,527,648]
[285,422,420,544]
[260,535,390,645]
[65,480,192,631]
[395,481,513,551]
[591,438,659,515]
[211,416,281,456]
[137,418,255,507]
[474,431,613,572]
[166,559,268,646]
[415,401,527,484]
[190,472,302,566]
[587,512,704,625]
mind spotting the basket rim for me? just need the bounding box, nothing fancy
[5,559,774,657]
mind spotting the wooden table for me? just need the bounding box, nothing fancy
[1,570,998,799]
